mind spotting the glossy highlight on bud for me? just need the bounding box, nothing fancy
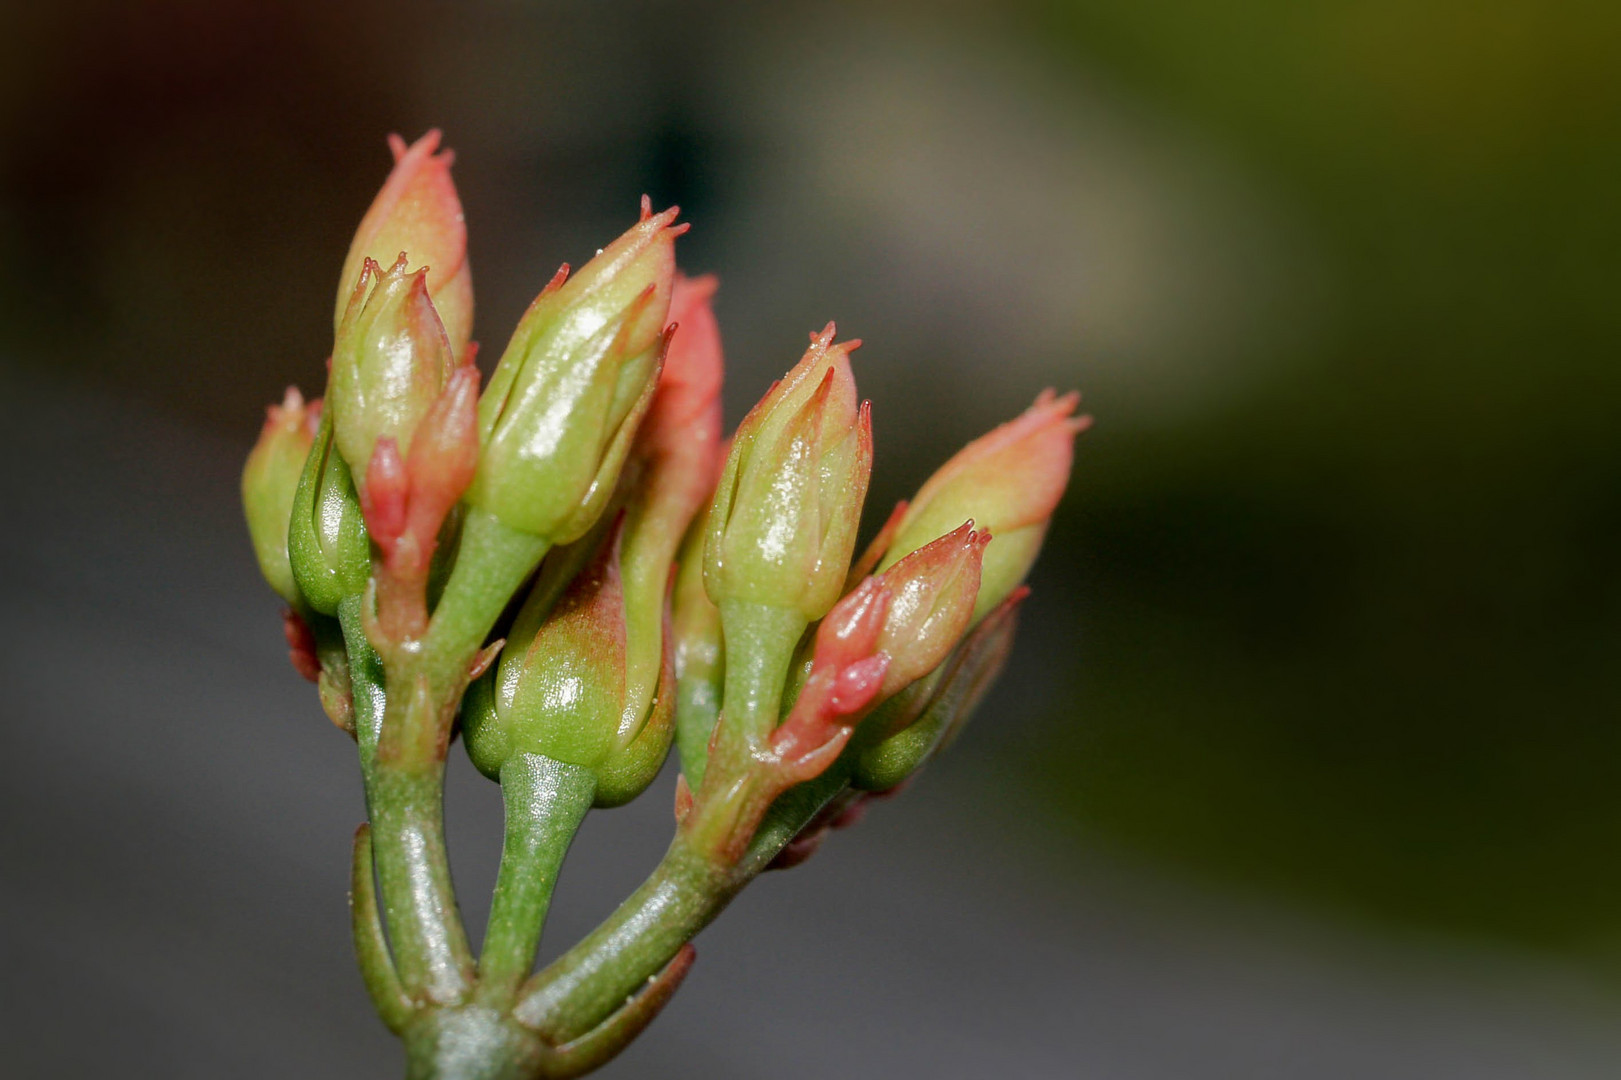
[464,519,676,807]
[243,386,318,605]
[329,255,457,493]
[881,390,1086,621]
[339,130,472,357]
[705,324,872,621]
[468,201,684,542]
[870,520,989,699]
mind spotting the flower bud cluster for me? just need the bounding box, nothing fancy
[241,128,1086,1064]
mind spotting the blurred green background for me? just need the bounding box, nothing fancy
[2,0,1618,967]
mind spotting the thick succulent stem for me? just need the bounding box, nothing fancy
[476,755,597,1010]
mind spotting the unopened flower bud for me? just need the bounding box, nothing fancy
[617,273,726,773]
[463,520,674,807]
[288,412,371,616]
[329,255,457,492]
[242,387,318,605]
[880,390,1086,621]
[853,587,1025,792]
[870,520,989,700]
[338,130,472,358]
[705,324,872,621]
[468,201,684,543]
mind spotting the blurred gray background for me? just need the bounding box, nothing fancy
[3,0,1620,1076]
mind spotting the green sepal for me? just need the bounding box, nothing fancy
[288,412,370,616]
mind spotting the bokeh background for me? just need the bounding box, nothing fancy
[4,1,1621,1076]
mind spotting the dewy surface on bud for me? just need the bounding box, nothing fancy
[338,130,472,358]
[329,255,457,494]
[704,324,871,622]
[881,390,1087,621]
[468,201,684,542]
[243,387,318,605]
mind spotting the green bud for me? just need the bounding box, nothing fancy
[463,521,673,808]
[705,325,871,622]
[328,255,456,489]
[242,387,318,605]
[287,410,371,616]
[467,205,683,543]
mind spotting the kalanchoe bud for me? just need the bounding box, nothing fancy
[854,587,1026,792]
[468,201,684,542]
[360,362,482,643]
[880,390,1087,621]
[242,386,318,605]
[339,130,472,358]
[705,324,872,622]
[616,273,726,769]
[463,519,675,807]
[329,255,457,493]
[869,520,989,701]
[288,411,371,616]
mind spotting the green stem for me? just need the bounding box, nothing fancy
[350,824,415,1034]
[421,506,549,694]
[512,835,732,1040]
[476,754,597,1010]
[716,599,805,744]
[337,593,387,773]
[513,765,850,1042]
[368,756,477,1006]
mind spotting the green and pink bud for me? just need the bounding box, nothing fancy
[359,361,481,643]
[467,201,684,543]
[338,130,472,358]
[869,520,989,701]
[880,390,1086,621]
[854,587,1026,791]
[329,255,457,493]
[705,324,871,622]
[463,518,676,807]
[614,273,726,775]
[242,386,319,606]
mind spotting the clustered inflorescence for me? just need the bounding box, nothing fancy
[241,130,1087,1080]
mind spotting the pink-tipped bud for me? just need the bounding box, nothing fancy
[338,130,473,357]
[615,273,727,753]
[469,203,685,542]
[705,324,872,621]
[870,520,990,698]
[242,387,319,605]
[881,390,1088,621]
[360,362,481,642]
[766,577,892,785]
[329,255,456,492]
